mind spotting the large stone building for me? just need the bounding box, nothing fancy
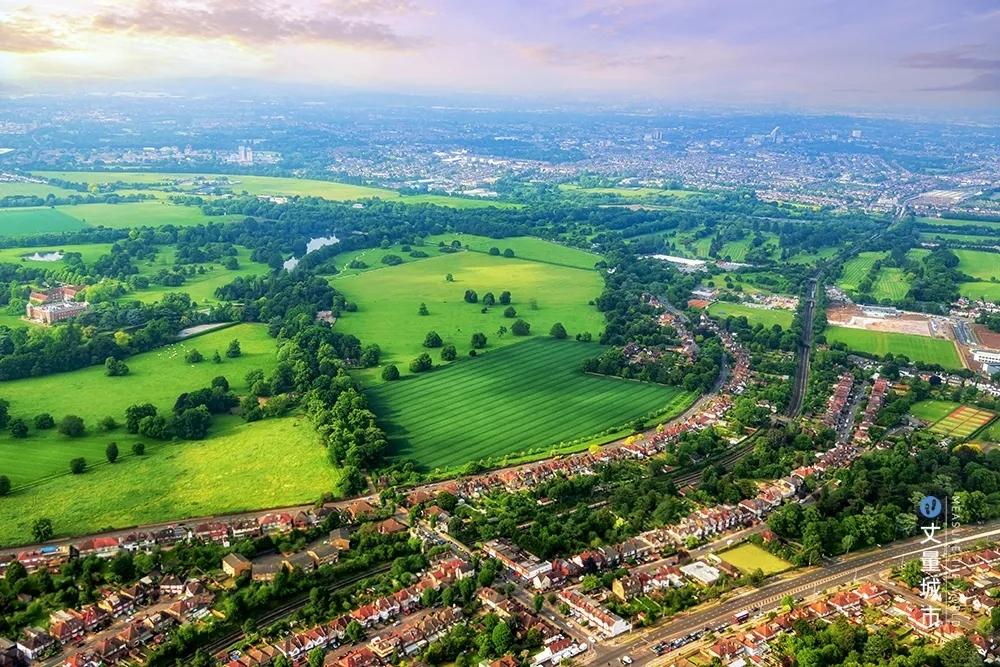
[25,285,89,325]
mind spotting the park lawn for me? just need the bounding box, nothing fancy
[0,181,79,198]
[425,233,602,270]
[871,267,910,301]
[917,216,1000,229]
[56,201,241,229]
[127,246,271,305]
[837,252,887,292]
[719,543,792,575]
[0,415,339,546]
[0,242,115,268]
[960,281,1000,303]
[0,207,89,236]
[323,243,441,278]
[706,301,794,329]
[910,400,962,424]
[331,251,606,381]
[711,271,791,296]
[33,171,517,209]
[825,326,962,369]
[367,337,697,473]
[0,323,277,487]
[954,249,1000,282]
[978,419,1000,443]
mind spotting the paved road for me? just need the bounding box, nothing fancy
[591,521,1000,666]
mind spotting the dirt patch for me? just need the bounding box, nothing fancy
[825,304,952,338]
[975,324,1000,350]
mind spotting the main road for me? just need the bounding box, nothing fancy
[594,520,1000,665]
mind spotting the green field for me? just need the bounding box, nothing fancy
[0,324,277,488]
[0,415,338,546]
[0,242,115,268]
[366,338,697,472]
[559,184,701,200]
[871,267,910,301]
[332,250,606,381]
[0,181,78,198]
[917,216,1000,229]
[931,405,996,438]
[920,231,1000,245]
[954,249,1000,282]
[825,326,962,368]
[323,243,440,278]
[706,301,794,329]
[58,201,240,229]
[0,207,89,236]
[719,543,792,575]
[910,400,962,424]
[32,172,516,209]
[837,252,887,292]
[978,418,1000,443]
[127,246,272,304]
[960,281,1000,303]
[426,233,601,270]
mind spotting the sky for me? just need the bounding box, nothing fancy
[1,0,999,113]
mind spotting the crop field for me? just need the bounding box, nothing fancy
[32,171,516,209]
[0,207,89,236]
[0,181,79,198]
[425,233,601,270]
[719,543,791,575]
[837,252,887,292]
[366,338,697,472]
[127,246,272,304]
[332,250,606,380]
[0,242,115,267]
[927,405,997,438]
[706,301,794,329]
[825,326,962,368]
[910,400,962,424]
[0,324,277,487]
[0,415,338,546]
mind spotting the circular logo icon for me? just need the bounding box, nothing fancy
[919,495,942,519]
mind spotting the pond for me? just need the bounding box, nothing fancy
[283,235,339,271]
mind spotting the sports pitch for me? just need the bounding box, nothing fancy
[927,405,997,439]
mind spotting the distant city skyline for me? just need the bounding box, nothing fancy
[1,0,999,114]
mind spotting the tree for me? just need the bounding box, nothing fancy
[185,348,204,363]
[445,273,454,282]
[105,442,119,463]
[464,289,478,303]
[58,415,85,437]
[491,621,513,654]
[0,399,8,429]
[483,292,496,306]
[423,331,443,348]
[346,619,365,644]
[32,518,53,542]
[550,322,567,339]
[211,375,230,392]
[104,356,129,376]
[381,364,401,381]
[98,415,118,431]
[226,339,242,358]
[511,319,531,336]
[410,353,434,373]
[499,291,511,305]
[173,406,212,439]
[441,344,457,361]
[69,458,87,474]
[132,442,145,456]
[503,306,517,318]
[418,302,429,316]
[308,648,325,667]
[360,344,381,367]
[938,636,983,667]
[33,413,55,429]
[0,475,10,497]
[125,404,157,433]
[471,332,487,349]
[9,418,27,438]
[488,246,500,256]
[533,594,544,613]
[503,248,515,258]
[212,350,223,364]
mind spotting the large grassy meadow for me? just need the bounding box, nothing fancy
[825,326,962,368]
[426,233,602,270]
[0,324,277,488]
[0,207,89,236]
[367,338,696,472]
[332,250,606,381]
[706,301,795,329]
[0,415,337,546]
[0,243,115,268]
[127,246,272,304]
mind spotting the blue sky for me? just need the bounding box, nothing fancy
[1,0,998,112]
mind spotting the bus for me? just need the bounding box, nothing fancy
[733,610,750,623]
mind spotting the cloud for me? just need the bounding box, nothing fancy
[0,17,66,53]
[90,0,419,49]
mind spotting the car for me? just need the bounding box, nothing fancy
[621,656,633,665]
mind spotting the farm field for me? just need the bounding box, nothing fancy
[57,201,241,229]
[927,405,997,439]
[825,326,962,368]
[920,231,1000,245]
[837,251,887,292]
[0,181,79,198]
[0,242,115,267]
[0,207,88,236]
[960,281,1000,303]
[910,400,962,424]
[0,415,337,546]
[366,338,697,472]
[706,301,794,329]
[32,171,516,209]
[127,246,272,304]
[917,216,1000,229]
[425,233,602,270]
[0,323,277,487]
[719,543,791,575]
[331,250,606,381]
[954,249,1000,282]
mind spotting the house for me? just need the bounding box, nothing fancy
[252,560,282,582]
[76,536,121,559]
[17,628,55,662]
[612,574,646,601]
[93,636,127,663]
[48,610,85,644]
[283,551,316,573]
[222,552,252,578]
[308,542,340,567]
[329,527,353,551]
[345,499,377,522]
[680,561,721,586]
[259,512,295,535]
[119,621,153,648]
[159,574,184,596]
[376,517,408,535]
